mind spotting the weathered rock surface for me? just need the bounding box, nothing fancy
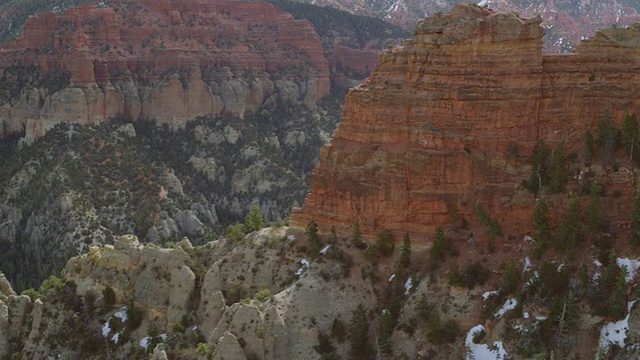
[292,0,640,53]
[292,4,640,242]
[0,0,330,135]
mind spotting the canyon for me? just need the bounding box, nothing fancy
[292,3,640,243]
[0,0,405,139]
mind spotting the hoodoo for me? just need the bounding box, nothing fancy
[292,3,640,241]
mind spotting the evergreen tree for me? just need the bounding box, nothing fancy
[244,206,263,232]
[352,219,365,249]
[306,219,320,259]
[585,182,602,235]
[584,128,596,163]
[630,189,640,246]
[397,232,411,270]
[549,141,567,193]
[555,196,580,253]
[349,304,372,360]
[621,112,639,160]
[375,229,394,257]
[500,260,520,295]
[533,194,551,249]
[597,118,617,164]
[427,227,447,270]
[378,311,394,354]
[329,225,337,244]
[609,270,628,319]
[527,140,550,192]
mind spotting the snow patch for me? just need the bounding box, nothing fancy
[465,324,509,360]
[295,259,310,276]
[523,256,531,273]
[404,276,413,295]
[388,274,396,282]
[599,300,636,349]
[482,290,498,301]
[616,258,640,282]
[320,245,330,255]
[494,298,517,319]
[593,259,602,267]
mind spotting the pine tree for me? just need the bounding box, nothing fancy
[329,225,337,244]
[352,220,364,249]
[549,141,567,193]
[349,304,372,360]
[630,189,640,246]
[527,140,550,192]
[378,311,394,354]
[533,195,551,248]
[427,227,447,270]
[244,206,263,232]
[597,118,617,165]
[621,112,639,160]
[396,232,411,270]
[306,219,320,259]
[585,182,602,235]
[375,229,394,257]
[555,196,580,253]
[609,270,628,319]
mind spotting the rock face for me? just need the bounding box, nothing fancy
[0,0,330,135]
[291,4,640,241]
[293,0,640,53]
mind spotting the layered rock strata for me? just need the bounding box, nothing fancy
[292,4,640,241]
[0,0,330,135]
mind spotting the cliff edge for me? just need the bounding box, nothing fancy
[292,3,640,242]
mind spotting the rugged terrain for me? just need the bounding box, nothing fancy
[0,0,408,291]
[6,3,640,360]
[293,3,640,242]
[289,0,640,52]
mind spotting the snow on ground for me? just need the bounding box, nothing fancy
[593,259,602,267]
[482,290,498,301]
[494,298,517,319]
[102,306,128,338]
[388,273,396,282]
[295,259,310,276]
[404,276,413,295]
[465,324,509,360]
[523,257,531,273]
[600,300,637,349]
[320,245,330,255]
[616,258,640,282]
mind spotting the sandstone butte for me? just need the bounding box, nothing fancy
[292,3,640,243]
[0,0,349,138]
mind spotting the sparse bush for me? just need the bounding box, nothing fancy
[102,286,116,308]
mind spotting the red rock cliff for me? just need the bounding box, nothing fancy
[291,4,640,242]
[0,0,331,135]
